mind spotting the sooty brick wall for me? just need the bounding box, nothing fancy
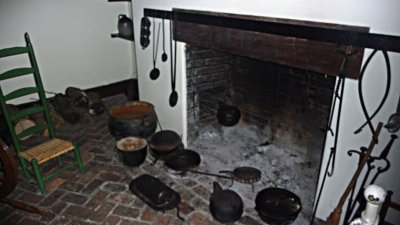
[186,45,335,161]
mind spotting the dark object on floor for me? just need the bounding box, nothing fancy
[0,139,46,215]
[51,94,81,124]
[66,87,89,108]
[255,188,302,225]
[108,101,157,139]
[217,101,241,126]
[164,149,201,171]
[129,174,183,220]
[0,32,84,195]
[116,136,147,167]
[210,181,243,223]
[148,130,182,162]
[124,79,139,101]
[219,166,261,191]
[87,92,105,116]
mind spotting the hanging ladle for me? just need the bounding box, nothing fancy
[169,19,178,107]
[161,19,168,62]
[384,94,400,133]
[150,20,161,80]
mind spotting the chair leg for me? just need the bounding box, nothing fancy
[73,143,84,173]
[56,155,62,165]
[31,159,46,195]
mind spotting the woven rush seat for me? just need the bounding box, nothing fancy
[19,138,74,165]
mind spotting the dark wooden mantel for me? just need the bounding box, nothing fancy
[144,8,400,79]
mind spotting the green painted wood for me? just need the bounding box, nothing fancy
[0,46,29,58]
[0,68,34,81]
[10,106,44,121]
[4,87,38,101]
[16,124,49,139]
[0,33,85,195]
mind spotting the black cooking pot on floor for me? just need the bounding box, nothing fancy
[255,188,302,225]
[116,137,147,167]
[209,182,243,223]
[217,102,241,126]
[148,130,183,162]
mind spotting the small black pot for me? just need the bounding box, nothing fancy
[148,130,182,160]
[209,182,243,223]
[217,102,241,126]
[116,137,147,167]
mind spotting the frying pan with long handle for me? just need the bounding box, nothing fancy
[164,150,261,191]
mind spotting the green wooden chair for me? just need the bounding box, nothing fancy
[0,33,84,195]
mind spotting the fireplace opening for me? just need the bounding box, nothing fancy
[186,45,335,162]
[185,45,336,222]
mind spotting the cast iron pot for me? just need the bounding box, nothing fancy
[209,182,243,223]
[217,102,241,126]
[255,188,302,225]
[108,101,157,139]
[148,130,183,161]
[116,137,147,167]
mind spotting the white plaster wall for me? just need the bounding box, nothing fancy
[0,0,136,104]
[132,0,400,223]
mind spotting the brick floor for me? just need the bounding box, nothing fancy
[0,94,325,225]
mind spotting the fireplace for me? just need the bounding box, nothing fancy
[168,9,368,223]
[186,45,336,163]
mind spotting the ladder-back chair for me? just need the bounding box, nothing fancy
[0,33,84,194]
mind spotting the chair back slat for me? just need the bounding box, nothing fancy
[16,124,49,140]
[4,87,39,101]
[0,46,29,58]
[10,106,44,122]
[0,68,35,81]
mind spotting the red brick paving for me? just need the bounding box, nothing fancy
[0,95,266,225]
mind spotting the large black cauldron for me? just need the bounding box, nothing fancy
[108,101,157,139]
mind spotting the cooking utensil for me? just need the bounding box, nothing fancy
[219,166,261,191]
[115,137,147,167]
[255,188,302,225]
[150,20,161,80]
[164,151,261,190]
[384,94,400,133]
[217,101,241,126]
[209,182,243,223]
[140,17,150,49]
[129,174,183,221]
[325,122,383,225]
[169,19,178,107]
[161,19,168,62]
[148,130,182,164]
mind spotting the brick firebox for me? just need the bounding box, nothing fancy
[186,45,336,163]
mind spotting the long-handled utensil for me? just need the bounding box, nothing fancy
[384,94,400,133]
[324,122,383,225]
[161,19,168,62]
[150,20,161,80]
[169,18,178,107]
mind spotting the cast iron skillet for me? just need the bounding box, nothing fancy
[164,150,261,191]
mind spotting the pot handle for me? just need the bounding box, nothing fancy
[213,181,222,194]
[218,170,233,175]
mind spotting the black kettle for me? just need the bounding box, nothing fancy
[209,182,243,223]
[118,14,133,36]
[217,101,241,126]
